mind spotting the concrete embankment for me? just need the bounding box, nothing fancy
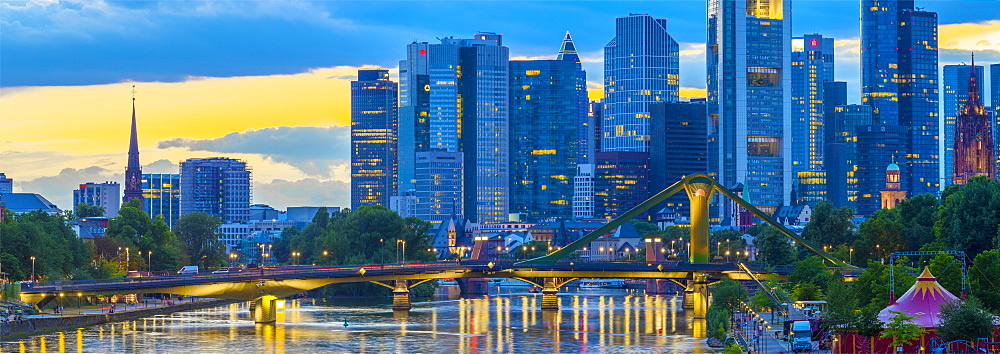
[0,299,235,339]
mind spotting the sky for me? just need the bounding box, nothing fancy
[1,0,998,211]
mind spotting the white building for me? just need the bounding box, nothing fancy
[572,164,595,219]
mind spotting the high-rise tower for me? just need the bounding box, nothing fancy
[351,69,399,209]
[943,64,985,185]
[603,14,680,152]
[123,86,144,205]
[791,34,835,174]
[708,0,793,221]
[953,57,995,185]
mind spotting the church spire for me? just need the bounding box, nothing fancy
[557,31,580,63]
[952,53,995,185]
[123,85,144,205]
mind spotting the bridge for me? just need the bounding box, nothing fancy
[20,174,853,323]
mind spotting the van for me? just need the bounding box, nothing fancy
[177,266,199,275]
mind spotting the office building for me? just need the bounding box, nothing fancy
[587,101,603,162]
[603,13,680,152]
[708,0,793,221]
[142,173,180,228]
[179,157,252,223]
[73,182,120,217]
[943,64,985,186]
[595,152,649,219]
[572,164,596,220]
[398,33,510,223]
[508,33,587,222]
[991,64,1000,176]
[414,151,464,222]
[826,105,874,210]
[856,125,909,216]
[791,34,835,174]
[952,61,995,185]
[861,0,939,196]
[0,173,12,194]
[648,101,708,218]
[351,69,398,209]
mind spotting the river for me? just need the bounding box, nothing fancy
[2,286,712,353]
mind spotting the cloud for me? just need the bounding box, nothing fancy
[17,166,122,210]
[940,20,1000,53]
[157,126,350,178]
[679,43,705,58]
[253,178,350,210]
[0,0,153,42]
[143,159,177,174]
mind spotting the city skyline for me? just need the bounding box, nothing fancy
[1,1,998,211]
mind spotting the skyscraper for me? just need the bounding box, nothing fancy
[708,0,792,221]
[595,152,649,219]
[826,104,874,210]
[856,124,908,216]
[942,64,985,186]
[351,69,398,209]
[142,173,180,228]
[603,13,680,152]
[952,60,995,185]
[990,63,1000,176]
[508,33,587,222]
[398,33,510,223]
[791,34,835,174]
[179,157,252,223]
[123,89,143,205]
[861,0,939,195]
[0,173,12,194]
[648,101,708,217]
[73,182,120,217]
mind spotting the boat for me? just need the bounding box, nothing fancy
[579,279,626,289]
[497,278,532,287]
[437,279,458,286]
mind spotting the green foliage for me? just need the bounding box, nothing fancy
[801,201,856,247]
[935,297,996,342]
[789,256,832,288]
[879,310,926,349]
[935,177,1000,259]
[793,282,823,301]
[853,260,917,310]
[754,226,796,265]
[722,343,744,354]
[104,200,186,271]
[0,210,90,281]
[632,220,659,236]
[969,250,1000,313]
[705,304,730,342]
[711,278,748,311]
[75,203,106,218]
[824,280,858,334]
[854,307,884,338]
[926,255,963,296]
[517,241,549,259]
[750,290,774,311]
[174,212,227,268]
[857,210,907,262]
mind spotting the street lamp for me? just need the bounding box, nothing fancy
[291,251,300,265]
[30,256,36,282]
[397,240,406,263]
[850,248,854,264]
[146,251,152,272]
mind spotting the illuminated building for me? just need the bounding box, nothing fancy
[595,152,649,219]
[952,59,995,185]
[796,170,827,204]
[573,164,596,220]
[708,0,793,222]
[414,151,464,222]
[351,69,398,209]
[856,125,908,216]
[0,173,12,194]
[991,64,1000,176]
[861,0,939,196]
[602,13,679,152]
[825,104,873,210]
[123,92,143,206]
[648,101,708,218]
[398,33,510,223]
[142,173,180,228]
[791,34,835,174]
[942,64,984,186]
[179,157,251,223]
[509,33,587,222]
[73,182,120,218]
[880,163,907,209]
[587,101,602,162]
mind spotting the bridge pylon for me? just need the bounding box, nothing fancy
[252,295,279,323]
[540,278,560,310]
[392,280,411,311]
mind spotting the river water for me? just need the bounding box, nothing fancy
[2,286,712,353]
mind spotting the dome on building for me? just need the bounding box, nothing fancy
[878,267,959,328]
[887,163,900,171]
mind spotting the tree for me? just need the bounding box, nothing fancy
[926,255,962,296]
[789,256,833,288]
[853,260,917,310]
[935,176,1000,259]
[104,200,186,271]
[857,210,907,262]
[174,212,226,268]
[754,226,796,265]
[801,201,855,247]
[854,307,884,339]
[711,278,748,311]
[824,280,858,334]
[935,297,995,343]
[895,194,938,249]
[793,282,823,301]
[75,203,106,218]
[969,250,1000,313]
[879,310,926,350]
[0,210,91,280]
[632,220,659,236]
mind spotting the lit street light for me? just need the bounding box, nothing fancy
[30,256,36,282]
[850,248,854,265]
[397,240,406,263]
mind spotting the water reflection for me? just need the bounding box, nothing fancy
[2,288,710,353]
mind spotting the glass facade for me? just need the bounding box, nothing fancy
[595,152,649,219]
[179,157,251,224]
[142,173,180,228]
[414,151,464,222]
[508,37,587,222]
[989,64,1000,177]
[856,124,908,216]
[603,14,679,152]
[791,34,834,174]
[708,0,792,222]
[351,69,398,209]
[826,105,874,210]
[648,102,708,218]
[942,65,984,187]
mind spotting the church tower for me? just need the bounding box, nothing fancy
[880,162,907,209]
[123,86,144,205]
[953,54,995,185]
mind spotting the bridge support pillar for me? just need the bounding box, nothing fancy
[540,278,559,310]
[253,296,278,323]
[685,180,715,264]
[457,278,489,296]
[646,279,674,294]
[392,280,411,311]
[690,273,710,318]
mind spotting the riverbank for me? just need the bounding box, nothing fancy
[0,298,235,339]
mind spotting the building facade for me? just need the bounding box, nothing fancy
[0,173,12,194]
[123,96,143,205]
[602,13,680,152]
[708,0,793,221]
[856,125,909,216]
[952,62,995,185]
[861,0,939,196]
[351,69,399,209]
[142,173,180,228]
[413,151,464,222]
[942,64,985,186]
[648,101,708,218]
[791,34,835,174]
[73,182,121,217]
[595,152,649,219]
[572,164,596,220]
[826,105,874,210]
[179,157,252,223]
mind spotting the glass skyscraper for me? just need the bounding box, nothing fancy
[942,65,984,187]
[826,105,874,210]
[861,0,939,196]
[351,69,398,209]
[603,13,679,152]
[142,173,180,228]
[179,157,251,223]
[398,33,510,223]
[508,33,587,222]
[708,0,792,221]
[791,34,835,174]
[856,125,908,216]
[649,101,708,218]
